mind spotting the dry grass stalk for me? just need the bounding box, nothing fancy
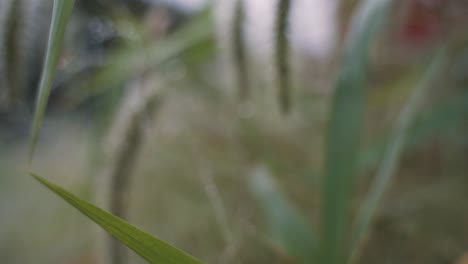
[232,0,249,101]
[275,0,292,114]
[95,75,163,264]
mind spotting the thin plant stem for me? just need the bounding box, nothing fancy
[275,0,292,114]
[198,166,240,264]
[347,48,447,263]
[233,0,249,101]
[96,76,163,264]
[199,167,234,245]
[4,0,22,106]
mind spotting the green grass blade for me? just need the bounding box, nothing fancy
[249,166,316,263]
[28,0,75,164]
[319,0,393,263]
[348,48,447,263]
[29,173,203,264]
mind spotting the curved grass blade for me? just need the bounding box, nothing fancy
[347,48,447,263]
[249,165,316,263]
[29,173,203,264]
[319,0,393,263]
[28,0,75,164]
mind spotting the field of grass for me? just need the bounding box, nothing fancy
[1,0,467,263]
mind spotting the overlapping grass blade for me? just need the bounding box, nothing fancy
[28,0,75,164]
[29,173,203,264]
[348,48,447,263]
[319,0,393,263]
[249,166,316,263]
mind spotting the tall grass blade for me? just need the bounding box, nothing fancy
[348,48,447,263]
[28,0,75,164]
[249,165,316,263]
[29,173,203,264]
[319,0,393,263]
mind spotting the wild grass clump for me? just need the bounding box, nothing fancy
[19,0,462,263]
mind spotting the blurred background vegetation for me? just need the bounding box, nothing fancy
[0,0,467,263]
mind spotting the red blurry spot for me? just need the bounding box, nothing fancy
[398,0,444,46]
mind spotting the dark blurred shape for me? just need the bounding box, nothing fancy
[0,0,192,143]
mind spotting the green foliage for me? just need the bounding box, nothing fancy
[29,0,75,164]
[29,173,203,264]
[348,48,447,263]
[22,0,461,263]
[26,2,207,263]
[319,0,393,263]
[249,166,316,263]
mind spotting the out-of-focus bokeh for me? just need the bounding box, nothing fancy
[0,0,467,263]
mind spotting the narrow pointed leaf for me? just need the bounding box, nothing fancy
[319,0,393,263]
[29,173,203,264]
[249,166,316,263]
[29,0,75,164]
[348,48,447,263]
